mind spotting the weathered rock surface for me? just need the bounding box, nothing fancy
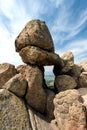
[53,52,74,76]
[20,65,47,113]
[3,73,27,97]
[54,75,77,92]
[28,107,53,130]
[19,46,64,66]
[51,89,86,130]
[15,19,54,52]
[0,63,17,88]
[0,89,31,130]
[79,72,87,87]
[79,60,87,72]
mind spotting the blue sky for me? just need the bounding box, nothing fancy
[0,0,87,72]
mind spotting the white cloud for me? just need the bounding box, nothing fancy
[0,0,45,66]
[0,0,87,71]
[56,39,87,63]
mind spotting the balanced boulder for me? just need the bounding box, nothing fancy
[15,19,54,52]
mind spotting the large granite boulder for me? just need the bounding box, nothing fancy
[3,73,27,97]
[0,63,17,88]
[51,89,86,130]
[15,19,54,52]
[18,65,47,113]
[0,89,31,130]
[19,46,64,66]
[54,75,77,92]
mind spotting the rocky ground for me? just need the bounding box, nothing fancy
[0,19,87,130]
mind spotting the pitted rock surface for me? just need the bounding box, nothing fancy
[51,89,86,130]
[19,46,64,66]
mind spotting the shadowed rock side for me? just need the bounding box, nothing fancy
[0,19,87,130]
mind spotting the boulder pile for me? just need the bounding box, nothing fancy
[0,19,87,130]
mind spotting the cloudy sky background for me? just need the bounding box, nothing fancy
[0,0,87,73]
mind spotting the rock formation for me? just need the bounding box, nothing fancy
[0,19,87,130]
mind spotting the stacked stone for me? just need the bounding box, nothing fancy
[0,20,87,130]
[53,52,87,92]
[15,19,63,114]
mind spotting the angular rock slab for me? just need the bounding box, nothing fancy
[28,107,53,130]
[54,75,77,92]
[0,89,31,130]
[19,46,64,66]
[51,89,86,130]
[3,73,27,97]
[0,63,17,88]
[15,19,54,52]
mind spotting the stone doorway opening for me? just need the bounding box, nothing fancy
[44,66,55,88]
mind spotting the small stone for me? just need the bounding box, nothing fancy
[0,63,17,88]
[54,75,77,92]
[3,73,27,97]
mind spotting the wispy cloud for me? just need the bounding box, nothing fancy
[56,39,87,63]
[51,0,87,45]
[0,0,87,72]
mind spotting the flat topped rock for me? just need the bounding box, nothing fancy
[15,19,54,52]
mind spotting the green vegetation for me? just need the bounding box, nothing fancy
[45,75,54,87]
